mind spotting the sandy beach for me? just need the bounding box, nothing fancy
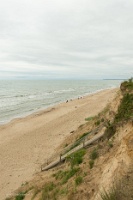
[0,88,118,200]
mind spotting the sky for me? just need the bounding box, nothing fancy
[0,0,133,79]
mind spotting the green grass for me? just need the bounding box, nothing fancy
[89,160,94,169]
[59,187,68,195]
[89,148,98,169]
[120,78,133,92]
[53,167,80,184]
[78,131,91,140]
[90,149,98,160]
[75,176,83,186]
[41,182,56,200]
[15,192,25,200]
[105,91,133,139]
[95,120,101,126]
[115,93,133,122]
[85,116,95,121]
[63,140,81,154]
[53,150,85,185]
[62,168,80,184]
[67,149,86,168]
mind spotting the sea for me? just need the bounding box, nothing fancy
[0,79,122,125]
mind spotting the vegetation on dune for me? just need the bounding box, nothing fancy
[89,160,94,169]
[85,116,95,121]
[63,133,89,154]
[89,148,99,169]
[120,77,133,92]
[75,176,83,185]
[15,192,25,200]
[115,93,133,122]
[8,78,133,200]
[41,150,86,199]
[105,78,133,139]
[66,149,86,169]
[89,148,99,160]
[100,171,133,200]
[78,131,91,140]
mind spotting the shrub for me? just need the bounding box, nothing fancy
[95,120,100,126]
[41,182,55,200]
[59,187,68,195]
[62,168,80,184]
[89,160,94,169]
[115,93,133,122]
[120,78,133,92]
[101,118,105,122]
[90,149,98,160]
[105,124,116,139]
[67,149,86,168]
[15,192,25,200]
[108,141,113,148]
[75,176,83,185]
[85,116,94,121]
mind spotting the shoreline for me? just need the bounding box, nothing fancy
[0,86,117,127]
[0,88,119,200]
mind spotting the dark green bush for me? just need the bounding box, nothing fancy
[89,160,94,169]
[90,149,98,160]
[15,192,25,200]
[115,93,133,122]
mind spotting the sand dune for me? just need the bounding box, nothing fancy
[0,88,118,200]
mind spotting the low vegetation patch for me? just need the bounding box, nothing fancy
[89,160,94,169]
[115,93,133,122]
[100,187,118,200]
[90,148,98,160]
[53,167,80,184]
[15,192,26,200]
[89,148,98,169]
[105,121,116,139]
[41,182,56,200]
[75,176,83,186]
[105,80,133,140]
[67,149,86,168]
[78,131,91,140]
[95,119,101,126]
[85,116,95,121]
[120,78,133,92]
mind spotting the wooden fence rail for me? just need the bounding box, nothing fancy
[41,126,106,171]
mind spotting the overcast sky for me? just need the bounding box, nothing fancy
[0,0,133,79]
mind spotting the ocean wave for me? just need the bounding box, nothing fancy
[0,80,121,125]
[53,88,75,94]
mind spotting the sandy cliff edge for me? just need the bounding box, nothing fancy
[0,88,118,200]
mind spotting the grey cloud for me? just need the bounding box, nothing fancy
[0,0,133,79]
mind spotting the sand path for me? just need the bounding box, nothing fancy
[0,88,118,199]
